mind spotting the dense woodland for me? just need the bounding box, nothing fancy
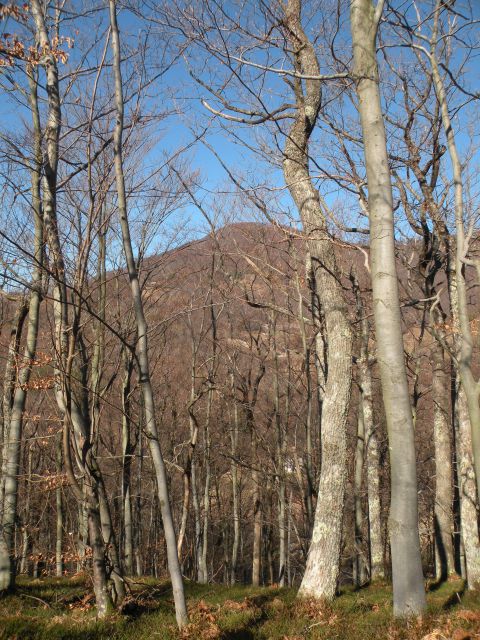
[0,0,480,636]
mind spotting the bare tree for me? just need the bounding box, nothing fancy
[350,0,426,616]
[108,0,188,627]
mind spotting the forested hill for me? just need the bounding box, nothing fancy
[2,219,476,588]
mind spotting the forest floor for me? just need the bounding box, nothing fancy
[0,574,479,640]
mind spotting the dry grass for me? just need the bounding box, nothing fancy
[0,575,479,639]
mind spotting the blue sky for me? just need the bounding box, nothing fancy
[0,0,479,263]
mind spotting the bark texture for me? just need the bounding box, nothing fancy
[350,0,426,616]
[456,389,480,587]
[280,0,353,601]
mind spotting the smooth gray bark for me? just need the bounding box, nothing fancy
[350,0,426,616]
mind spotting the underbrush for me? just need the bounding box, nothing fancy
[0,575,478,639]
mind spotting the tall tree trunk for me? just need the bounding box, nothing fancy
[272,314,287,587]
[251,426,262,587]
[432,342,455,580]
[229,370,240,585]
[447,240,480,588]
[19,444,33,576]
[294,266,314,530]
[30,0,113,616]
[98,480,126,603]
[108,1,187,627]
[77,488,88,573]
[456,388,480,587]
[87,495,113,617]
[350,0,426,616]
[121,350,134,575]
[55,432,63,577]
[198,388,212,584]
[0,298,28,525]
[354,276,384,581]
[354,399,368,587]
[0,64,43,591]
[427,5,480,500]
[282,0,352,601]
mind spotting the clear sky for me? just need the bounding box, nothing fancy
[0,0,479,262]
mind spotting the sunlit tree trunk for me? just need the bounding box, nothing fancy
[282,0,352,601]
[198,388,212,584]
[447,250,480,587]
[350,0,426,616]
[271,312,287,587]
[456,389,480,587]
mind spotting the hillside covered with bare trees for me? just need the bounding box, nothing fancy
[0,1,480,639]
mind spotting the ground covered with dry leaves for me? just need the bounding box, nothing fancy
[0,575,479,639]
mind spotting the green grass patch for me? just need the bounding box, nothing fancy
[0,576,478,640]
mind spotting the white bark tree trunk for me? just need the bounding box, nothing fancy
[281,0,352,601]
[456,388,480,587]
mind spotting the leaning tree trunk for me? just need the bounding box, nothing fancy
[108,0,187,627]
[350,0,426,616]
[282,0,352,601]
[427,9,480,501]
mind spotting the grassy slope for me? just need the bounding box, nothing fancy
[0,576,479,640]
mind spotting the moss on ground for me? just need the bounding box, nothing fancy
[0,575,478,639]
